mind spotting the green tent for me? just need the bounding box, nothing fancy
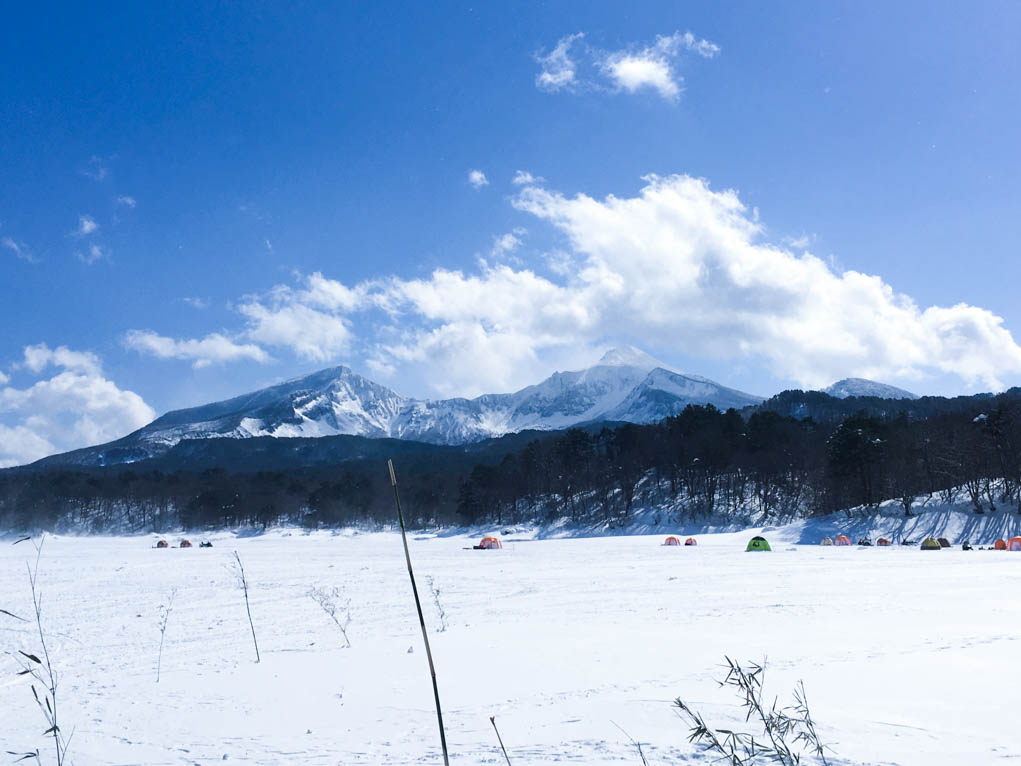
[746,535,772,552]
[920,537,941,551]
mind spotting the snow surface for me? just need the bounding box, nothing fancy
[822,378,919,400]
[3,508,1020,764]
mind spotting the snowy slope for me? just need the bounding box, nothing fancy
[823,377,919,400]
[34,347,763,466]
[2,526,1019,764]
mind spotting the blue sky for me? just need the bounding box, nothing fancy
[2,1,1021,465]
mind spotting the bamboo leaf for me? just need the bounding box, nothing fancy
[19,651,42,663]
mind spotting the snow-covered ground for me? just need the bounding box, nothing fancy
[2,512,1020,764]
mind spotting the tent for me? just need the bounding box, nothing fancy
[684,537,697,546]
[994,539,1007,550]
[155,540,168,548]
[876,538,891,546]
[475,536,502,550]
[937,537,951,548]
[1008,537,1021,551]
[180,539,193,548]
[834,535,852,546]
[820,537,833,546]
[920,537,941,550]
[857,537,873,546]
[746,536,771,552]
[663,536,681,546]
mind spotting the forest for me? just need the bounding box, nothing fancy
[2,389,1021,533]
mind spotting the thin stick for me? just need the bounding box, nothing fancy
[489,716,512,765]
[611,721,648,766]
[389,459,450,765]
[232,551,260,663]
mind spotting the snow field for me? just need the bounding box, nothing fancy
[1,529,1020,764]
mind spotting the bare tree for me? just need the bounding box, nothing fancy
[10,537,74,765]
[231,551,260,663]
[156,588,178,683]
[308,585,352,648]
[426,576,448,633]
[674,657,831,765]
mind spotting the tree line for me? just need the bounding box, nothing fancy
[2,391,1021,533]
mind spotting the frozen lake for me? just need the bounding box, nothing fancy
[2,526,1019,764]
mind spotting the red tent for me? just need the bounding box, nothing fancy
[684,537,697,546]
[1008,537,1021,552]
[834,535,852,546]
[876,538,891,546]
[663,536,681,546]
[475,536,502,549]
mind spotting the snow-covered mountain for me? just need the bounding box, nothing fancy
[42,347,763,466]
[822,377,919,400]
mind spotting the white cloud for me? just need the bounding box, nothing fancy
[133,273,366,368]
[77,214,99,235]
[131,175,1021,397]
[0,344,155,467]
[367,174,1021,393]
[116,195,137,208]
[784,233,817,250]
[536,33,583,92]
[513,170,545,185]
[123,330,271,368]
[181,297,210,309]
[235,272,366,362]
[489,231,523,258]
[0,370,8,384]
[601,32,717,101]
[76,243,108,264]
[603,53,681,100]
[670,31,721,59]
[22,343,102,375]
[468,169,489,190]
[239,302,353,363]
[81,156,109,181]
[508,174,1021,389]
[538,30,719,102]
[2,236,37,263]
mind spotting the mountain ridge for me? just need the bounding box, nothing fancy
[822,377,919,400]
[28,347,764,468]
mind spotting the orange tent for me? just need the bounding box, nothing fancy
[155,539,168,548]
[663,536,681,546]
[180,539,193,548]
[994,539,1007,550]
[876,538,891,546]
[1008,537,1021,552]
[684,537,697,546]
[476,536,502,549]
[834,535,852,546]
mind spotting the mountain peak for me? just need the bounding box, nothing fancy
[596,346,669,371]
[823,377,919,400]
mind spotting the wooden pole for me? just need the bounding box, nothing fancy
[490,716,512,765]
[389,459,450,765]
